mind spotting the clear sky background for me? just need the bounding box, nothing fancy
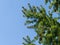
[0,0,58,45]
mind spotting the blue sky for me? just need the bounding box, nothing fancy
[0,0,41,45]
[0,0,58,45]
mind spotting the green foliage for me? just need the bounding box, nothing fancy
[22,36,36,45]
[45,0,60,12]
[22,0,60,45]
